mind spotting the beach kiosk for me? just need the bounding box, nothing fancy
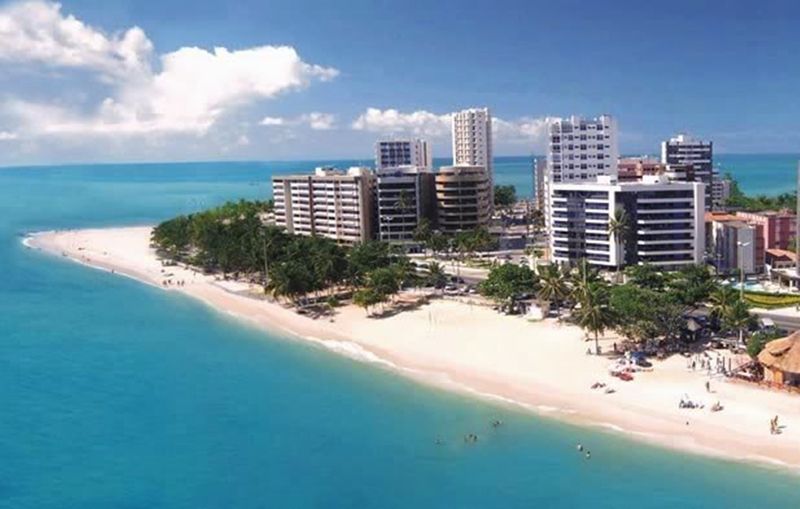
[758,331,800,386]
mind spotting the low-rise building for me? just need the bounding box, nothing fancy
[705,212,764,274]
[549,175,705,269]
[272,167,375,244]
[375,166,436,246]
[735,210,796,251]
[435,165,492,234]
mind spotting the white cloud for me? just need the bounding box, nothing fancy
[259,112,336,130]
[351,108,452,137]
[351,108,550,149]
[0,1,338,136]
[0,130,19,140]
[259,116,286,126]
[301,112,335,130]
[0,1,153,78]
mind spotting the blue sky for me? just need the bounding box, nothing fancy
[1,0,799,165]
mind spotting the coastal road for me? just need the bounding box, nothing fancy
[753,309,800,332]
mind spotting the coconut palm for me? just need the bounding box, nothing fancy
[537,263,569,316]
[608,206,631,281]
[708,285,738,322]
[724,299,752,346]
[570,258,599,306]
[426,261,448,291]
[574,281,614,354]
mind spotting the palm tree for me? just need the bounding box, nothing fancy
[574,282,614,354]
[426,261,448,291]
[570,258,599,307]
[724,299,752,346]
[537,263,568,317]
[709,285,738,323]
[608,206,631,282]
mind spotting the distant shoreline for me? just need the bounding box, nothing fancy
[26,226,800,473]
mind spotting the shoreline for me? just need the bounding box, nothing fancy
[25,226,800,473]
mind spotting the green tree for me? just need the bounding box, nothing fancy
[608,206,630,280]
[353,288,382,316]
[536,263,569,315]
[574,282,615,354]
[494,185,517,208]
[479,263,538,303]
[425,261,448,290]
[624,263,666,291]
[747,329,783,358]
[724,299,753,346]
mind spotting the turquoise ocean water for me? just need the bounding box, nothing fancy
[1,157,799,508]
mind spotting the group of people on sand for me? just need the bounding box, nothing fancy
[162,279,186,287]
[770,415,782,435]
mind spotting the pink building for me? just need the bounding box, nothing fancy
[735,210,796,251]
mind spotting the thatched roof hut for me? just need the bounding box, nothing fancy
[758,332,800,385]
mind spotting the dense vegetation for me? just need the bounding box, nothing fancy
[494,185,517,208]
[478,260,760,354]
[151,200,412,307]
[724,173,796,211]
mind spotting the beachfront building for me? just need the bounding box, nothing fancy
[705,212,764,275]
[375,139,432,170]
[758,332,800,387]
[661,134,715,209]
[435,165,492,234]
[375,166,436,247]
[452,108,493,205]
[712,175,732,209]
[272,167,375,244]
[735,210,797,251]
[543,115,619,245]
[549,175,705,269]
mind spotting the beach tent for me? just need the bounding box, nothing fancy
[758,331,800,386]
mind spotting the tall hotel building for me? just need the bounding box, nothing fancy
[435,165,492,234]
[452,108,493,205]
[272,167,375,244]
[549,175,705,269]
[375,139,433,170]
[546,115,619,184]
[544,115,619,241]
[375,166,436,246]
[661,134,714,209]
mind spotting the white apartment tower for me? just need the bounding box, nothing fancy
[272,167,375,244]
[452,108,493,204]
[548,175,705,270]
[375,139,433,170]
[546,115,619,185]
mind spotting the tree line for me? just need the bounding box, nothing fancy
[151,200,452,312]
[479,261,761,355]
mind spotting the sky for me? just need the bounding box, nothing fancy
[1,0,800,165]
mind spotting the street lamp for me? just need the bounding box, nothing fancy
[737,240,751,300]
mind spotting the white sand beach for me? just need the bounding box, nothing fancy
[27,226,800,471]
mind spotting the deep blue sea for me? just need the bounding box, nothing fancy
[1,156,799,508]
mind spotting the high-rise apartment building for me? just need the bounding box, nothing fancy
[375,166,436,246]
[546,115,619,185]
[452,108,493,204]
[543,115,619,245]
[272,167,375,244]
[549,175,705,269]
[375,139,432,170]
[435,165,492,234]
[661,134,714,209]
[705,212,764,274]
